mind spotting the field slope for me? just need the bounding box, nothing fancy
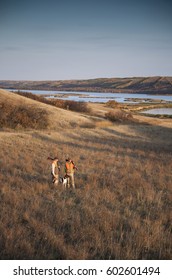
[0,89,91,129]
[0,89,172,259]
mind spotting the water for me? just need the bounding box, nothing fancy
[9,89,172,104]
[142,108,172,115]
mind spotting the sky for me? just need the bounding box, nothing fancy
[0,0,172,80]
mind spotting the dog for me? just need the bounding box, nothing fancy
[59,175,69,189]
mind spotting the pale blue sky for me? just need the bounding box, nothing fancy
[0,0,172,80]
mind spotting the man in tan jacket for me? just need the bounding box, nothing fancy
[47,157,60,185]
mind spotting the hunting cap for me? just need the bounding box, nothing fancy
[66,157,71,161]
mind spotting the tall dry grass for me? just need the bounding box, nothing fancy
[0,121,171,259]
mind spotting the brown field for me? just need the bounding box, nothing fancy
[0,89,172,260]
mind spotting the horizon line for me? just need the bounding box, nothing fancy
[0,75,172,82]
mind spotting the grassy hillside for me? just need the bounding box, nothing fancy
[0,89,172,259]
[0,89,92,129]
[1,76,172,93]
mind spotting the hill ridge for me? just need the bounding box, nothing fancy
[1,76,172,94]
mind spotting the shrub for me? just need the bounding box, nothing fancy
[0,102,49,129]
[105,110,133,122]
[64,100,90,113]
[13,91,53,105]
[106,100,119,108]
[50,99,91,113]
[13,91,91,113]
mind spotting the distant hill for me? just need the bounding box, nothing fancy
[0,76,172,94]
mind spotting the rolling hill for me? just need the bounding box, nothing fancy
[0,89,92,129]
[0,76,172,93]
[0,88,172,260]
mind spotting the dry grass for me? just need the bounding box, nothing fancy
[0,89,172,260]
[0,124,171,260]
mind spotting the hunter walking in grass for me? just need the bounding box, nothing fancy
[65,157,77,189]
[47,157,60,185]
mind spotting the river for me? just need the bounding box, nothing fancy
[9,89,172,104]
[141,108,172,115]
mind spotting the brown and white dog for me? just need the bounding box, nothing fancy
[59,175,69,188]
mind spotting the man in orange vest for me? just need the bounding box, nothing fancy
[65,157,77,189]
